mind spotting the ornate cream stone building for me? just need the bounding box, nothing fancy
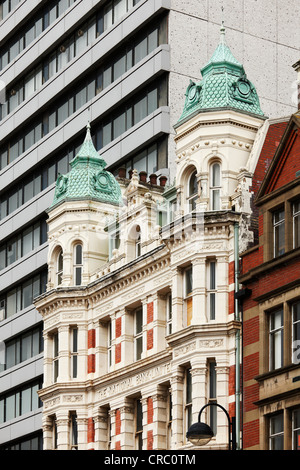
[35,26,266,450]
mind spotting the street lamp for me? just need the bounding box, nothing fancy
[186,403,236,450]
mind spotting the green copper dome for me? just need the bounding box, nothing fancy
[50,124,123,208]
[177,25,265,125]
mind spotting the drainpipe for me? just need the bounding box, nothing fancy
[234,222,241,450]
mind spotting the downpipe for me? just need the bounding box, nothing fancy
[234,222,241,450]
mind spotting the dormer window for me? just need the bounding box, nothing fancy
[74,244,83,286]
[56,250,63,286]
[210,162,221,211]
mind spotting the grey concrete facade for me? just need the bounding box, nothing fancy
[0,0,299,449]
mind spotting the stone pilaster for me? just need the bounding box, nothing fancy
[170,369,184,449]
[57,325,70,382]
[94,408,110,450]
[171,267,183,332]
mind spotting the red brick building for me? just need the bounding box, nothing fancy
[239,112,300,450]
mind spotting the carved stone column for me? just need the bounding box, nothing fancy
[190,363,208,425]
[57,325,70,382]
[215,365,230,448]
[76,415,88,451]
[56,411,70,450]
[122,308,134,366]
[191,257,207,325]
[77,323,87,380]
[43,332,52,387]
[171,267,183,333]
[170,369,184,449]
[94,407,110,450]
[119,401,135,450]
[42,415,54,450]
[152,389,168,450]
[98,321,109,376]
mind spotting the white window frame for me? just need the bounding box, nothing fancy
[210,162,221,211]
[56,250,63,286]
[187,170,198,212]
[71,327,78,379]
[207,260,217,320]
[134,307,143,360]
[166,292,172,335]
[73,244,83,286]
[53,332,59,383]
[269,308,283,371]
[293,200,300,249]
[273,208,285,257]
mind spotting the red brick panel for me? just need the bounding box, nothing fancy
[147,302,154,324]
[87,417,95,443]
[243,419,260,449]
[115,409,121,435]
[147,430,153,450]
[228,261,235,285]
[115,317,122,338]
[87,354,95,373]
[147,397,153,424]
[88,329,95,349]
[115,343,121,364]
[147,329,153,350]
[229,401,236,419]
[229,364,235,396]
[228,290,235,315]
[115,441,121,450]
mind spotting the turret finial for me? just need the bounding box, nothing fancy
[220,6,226,41]
[84,120,92,142]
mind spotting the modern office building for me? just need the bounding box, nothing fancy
[0,0,299,450]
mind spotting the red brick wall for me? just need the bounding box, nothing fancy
[243,420,260,449]
[244,383,259,413]
[243,352,259,382]
[251,121,288,197]
[243,316,259,347]
[267,129,299,193]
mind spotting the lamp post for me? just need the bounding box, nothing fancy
[186,403,236,450]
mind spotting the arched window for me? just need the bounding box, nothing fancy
[74,244,83,286]
[56,250,63,286]
[187,170,198,212]
[210,163,221,210]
